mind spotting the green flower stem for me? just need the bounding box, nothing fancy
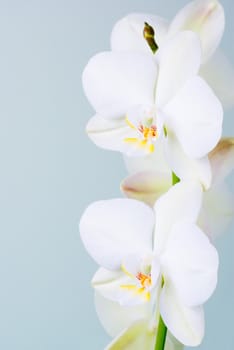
[154,172,180,350]
[154,316,168,350]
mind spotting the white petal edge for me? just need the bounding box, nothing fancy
[198,183,234,240]
[200,50,234,109]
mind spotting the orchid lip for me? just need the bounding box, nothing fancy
[120,263,152,302]
[124,105,160,154]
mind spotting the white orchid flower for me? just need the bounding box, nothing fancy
[95,292,184,350]
[111,0,234,109]
[122,138,234,239]
[79,182,219,346]
[83,30,223,179]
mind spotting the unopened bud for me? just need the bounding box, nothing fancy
[143,22,158,54]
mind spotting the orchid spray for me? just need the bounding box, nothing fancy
[80,1,234,349]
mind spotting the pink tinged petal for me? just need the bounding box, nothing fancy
[160,283,205,346]
[168,0,225,63]
[161,221,219,307]
[82,51,158,118]
[164,132,212,190]
[164,76,223,158]
[198,183,234,240]
[111,13,169,53]
[104,319,156,350]
[200,51,234,109]
[121,171,171,207]
[209,137,234,185]
[154,181,203,254]
[95,292,152,338]
[155,31,201,108]
[79,199,154,270]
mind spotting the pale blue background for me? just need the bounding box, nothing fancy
[0,0,233,349]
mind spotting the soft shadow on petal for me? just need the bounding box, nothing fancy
[161,221,219,306]
[124,137,171,175]
[156,31,201,107]
[95,292,152,338]
[168,0,225,63]
[154,182,203,254]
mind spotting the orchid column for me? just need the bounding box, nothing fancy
[79,1,234,349]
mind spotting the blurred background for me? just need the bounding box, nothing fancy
[0,0,233,348]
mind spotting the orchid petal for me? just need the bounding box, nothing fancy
[160,283,205,346]
[154,182,203,254]
[80,199,154,270]
[111,13,169,53]
[198,183,234,240]
[92,268,150,306]
[124,137,171,175]
[87,114,162,157]
[169,0,225,63]
[164,132,212,189]
[104,318,184,350]
[164,76,223,158]
[86,114,131,153]
[162,221,219,306]
[105,319,156,350]
[121,171,171,207]
[200,50,234,109]
[156,31,201,107]
[95,292,152,338]
[209,137,234,184]
[82,52,157,118]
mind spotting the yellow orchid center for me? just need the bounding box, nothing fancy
[124,116,158,153]
[120,264,152,302]
[136,272,152,288]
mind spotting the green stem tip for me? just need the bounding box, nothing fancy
[172,171,180,185]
